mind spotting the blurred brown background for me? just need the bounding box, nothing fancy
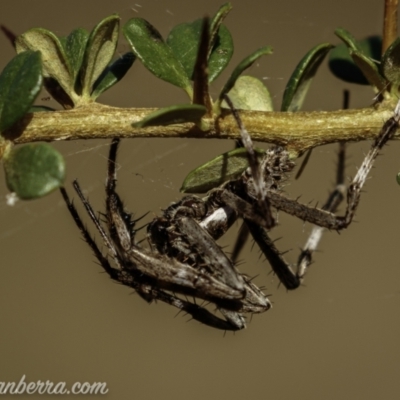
[1,1,400,399]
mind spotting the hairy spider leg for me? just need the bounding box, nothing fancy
[224,94,275,229]
[253,99,400,289]
[246,142,346,290]
[266,99,400,231]
[296,142,346,282]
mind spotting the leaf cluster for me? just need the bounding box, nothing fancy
[1,3,400,200]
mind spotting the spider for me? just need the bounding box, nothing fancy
[61,137,271,332]
[61,97,400,331]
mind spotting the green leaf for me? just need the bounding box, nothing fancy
[16,28,74,100]
[208,3,233,82]
[207,25,234,82]
[167,19,204,80]
[334,28,360,52]
[123,18,192,96]
[282,43,333,112]
[167,18,233,83]
[81,15,120,98]
[351,49,386,91]
[218,46,273,104]
[192,18,212,112]
[3,143,66,200]
[91,52,136,99]
[330,32,382,85]
[0,51,42,132]
[64,28,89,81]
[181,147,266,193]
[133,104,206,128]
[221,75,273,111]
[209,3,232,49]
[382,37,400,87]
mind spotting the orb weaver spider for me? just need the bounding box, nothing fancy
[61,97,400,330]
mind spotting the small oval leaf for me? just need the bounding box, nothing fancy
[208,24,234,82]
[221,75,273,111]
[91,52,136,99]
[81,14,120,98]
[382,37,400,86]
[64,28,89,81]
[330,33,382,85]
[3,143,66,200]
[282,43,333,112]
[0,51,42,132]
[167,19,203,80]
[351,49,386,91]
[181,147,266,193]
[218,46,273,104]
[334,28,360,52]
[123,18,192,96]
[167,18,233,84]
[16,28,74,100]
[133,104,206,128]
[209,2,232,48]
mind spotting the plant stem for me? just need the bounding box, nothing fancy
[2,102,398,156]
[382,0,398,55]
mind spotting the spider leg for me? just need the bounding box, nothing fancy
[296,142,346,282]
[253,143,346,290]
[231,222,250,264]
[127,247,245,300]
[60,186,122,277]
[105,138,137,253]
[267,101,400,230]
[71,179,124,270]
[137,283,246,331]
[215,189,268,228]
[224,95,275,229]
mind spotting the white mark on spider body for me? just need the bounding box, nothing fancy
[200,207,231,231]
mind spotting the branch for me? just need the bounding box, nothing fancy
[2,101,398,155]
[382,0,398,55]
